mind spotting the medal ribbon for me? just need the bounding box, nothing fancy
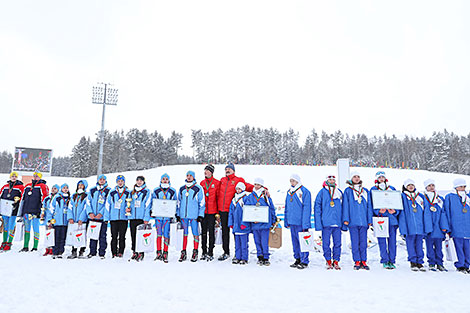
[424,192,437,206]
[328,186,336,202]
[405,192,418,207]
[204,178,213,195]
[289,185,303,202]
[253,191,265,205]
[352,186,363,200]
[162,188,170,199]
[117,189,126,202]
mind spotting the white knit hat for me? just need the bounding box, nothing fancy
[424,179,435,188]
[403,179,415,187]
[235,182,246,191]
[453,178,466,189]
[290,174,301,184]
[254,177,264,186]
[350,171,360,180]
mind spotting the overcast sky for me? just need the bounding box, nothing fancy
[1,0,469,157]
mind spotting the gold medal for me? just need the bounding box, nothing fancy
[412,203,416,209]
[358,198,362,204]
[463,208,468,213]
[256,202,260,207]
[330,201,335,207]
[430,206,437,212]
[413,208,417,213]
[118,199,123,204]
[290,198,293,202]
[51,219,56,224]
[163,195,166,200]
[186,192,189,197]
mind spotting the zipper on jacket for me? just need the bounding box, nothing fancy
[222,178,229,212]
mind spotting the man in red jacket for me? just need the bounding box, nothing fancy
[200,164,220,261]
[217,163,254,260]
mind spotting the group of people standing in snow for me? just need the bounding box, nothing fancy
[1,164,469,274]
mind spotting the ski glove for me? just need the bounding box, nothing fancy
[197,216,203,223]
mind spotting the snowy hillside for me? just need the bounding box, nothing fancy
[2,165,470,313]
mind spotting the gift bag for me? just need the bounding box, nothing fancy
[169,222,184,250]
[299,229,315,252]
[136,224,155,253]
[373,216,389,238]
[87,221,102,241]
[44,228,55,247]
[66,223,80,246]
[444,237,457,262]
[72,227,87,248]
[14,219,24,242]
[214,225,223,245]
[269,227,282,249]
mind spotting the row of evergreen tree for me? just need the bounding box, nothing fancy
[0,127,468,177]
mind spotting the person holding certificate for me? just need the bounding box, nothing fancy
[399,179,432,272]
[176,171,205,262]
[41,184,59,256]
[444,178,470,274]
[18,171,49,252]
[85,175,111,259]
[228,182,250,264]
[422,179,448,272]
[128,176,151,262]
[342,172,372,270]
[368,171,399,270]
[314,175,343,270]
[0,172,24,252]
[105,175,132,258]
[67,180,89,259]
[244,178,276,266]
[151,173,177,263]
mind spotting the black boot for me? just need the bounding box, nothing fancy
[154,250,162,261]
[191,249,198,262]
[78,247,86,259]
[178,250,187,262]
[257,256,264,265]
[136,253,144,262]
[68,248,78,259]
[290,258,301,268]
[162,251,169,263]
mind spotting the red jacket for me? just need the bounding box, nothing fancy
[200,177,220,214]
[217,174,254,213]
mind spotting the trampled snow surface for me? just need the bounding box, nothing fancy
[1,165,470,313]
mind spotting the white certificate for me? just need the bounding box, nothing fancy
[242,205,269,223]
[0,199,14,217]
[371,190,404,210]
[152,199,177,218]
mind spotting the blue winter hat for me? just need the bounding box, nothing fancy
[60,183,69,190]
[161,173,170,181]
[116,175,125,183]
[77,180,88,191]
[186,170,196,179]
[52,184,60,191]
[97,174,107,181]
[225,162,235,172]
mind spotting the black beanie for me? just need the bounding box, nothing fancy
[136,175,145,182]
[205,164,215,174]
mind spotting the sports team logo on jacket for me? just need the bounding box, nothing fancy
[142,232,152,246]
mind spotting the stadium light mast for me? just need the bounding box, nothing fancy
[92,83,118,176]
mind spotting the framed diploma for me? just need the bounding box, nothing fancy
[152,199,177,218]
[242,205,269,223]
[371,190,404,210]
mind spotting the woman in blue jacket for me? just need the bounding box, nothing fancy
[368,171,399,270]
[176,171,205,262]
[342,172,372,270]
[41,184,59,256]
[444,178,470,274]
[285,174,312,270]
[399,179,432,272]
[67,180,89,259]
[50,184,72,259]
[314,175,343,270]
[244,178,276,266]
[151,173,177,263]
[128,176,151,262]
[422,179,449,272]
[105,175,132,258]
[228,182,250,264]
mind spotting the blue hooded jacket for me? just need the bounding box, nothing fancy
[51,191,72,226]
[128,183,152,221]
[150,185,177,221]
[244,189,276,231]
[105,186,132,221]
[314,185,343,230]
[444,191,470,238]
[399,191,432,236]
[68,180,89,223]
[369,185,400,226]
[176,182,205,220]
[342,185,372,227]
[86,180,111,220]
[421,191,449,239]
[228,191,251,234]
[284,185,312,230]
[43,184,59,223]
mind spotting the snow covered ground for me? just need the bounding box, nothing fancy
[1,164,470,313]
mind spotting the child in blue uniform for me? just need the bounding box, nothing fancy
[244,178,276,266]
[67,180,89,259]
[285,174,312,269]
[369,171,399,270]
[41,184,59,256]
[314,175,343,270]
[51,184,71,259]
[399,179,432,272]
[128,176,151,262]
[444,178,470,274]
[342,172,372,270]
[422,179,449,272]
[228,182,250,264]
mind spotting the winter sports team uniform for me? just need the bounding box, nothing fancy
[50,183,72,258]
[314,175,343,270]
[176,170,205,262]
[228,183,250,264]
[151,173,177,263]
[41,184,59,256]
[67,180,89,259]
[128,176,151,261]
[0,172,24,252]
